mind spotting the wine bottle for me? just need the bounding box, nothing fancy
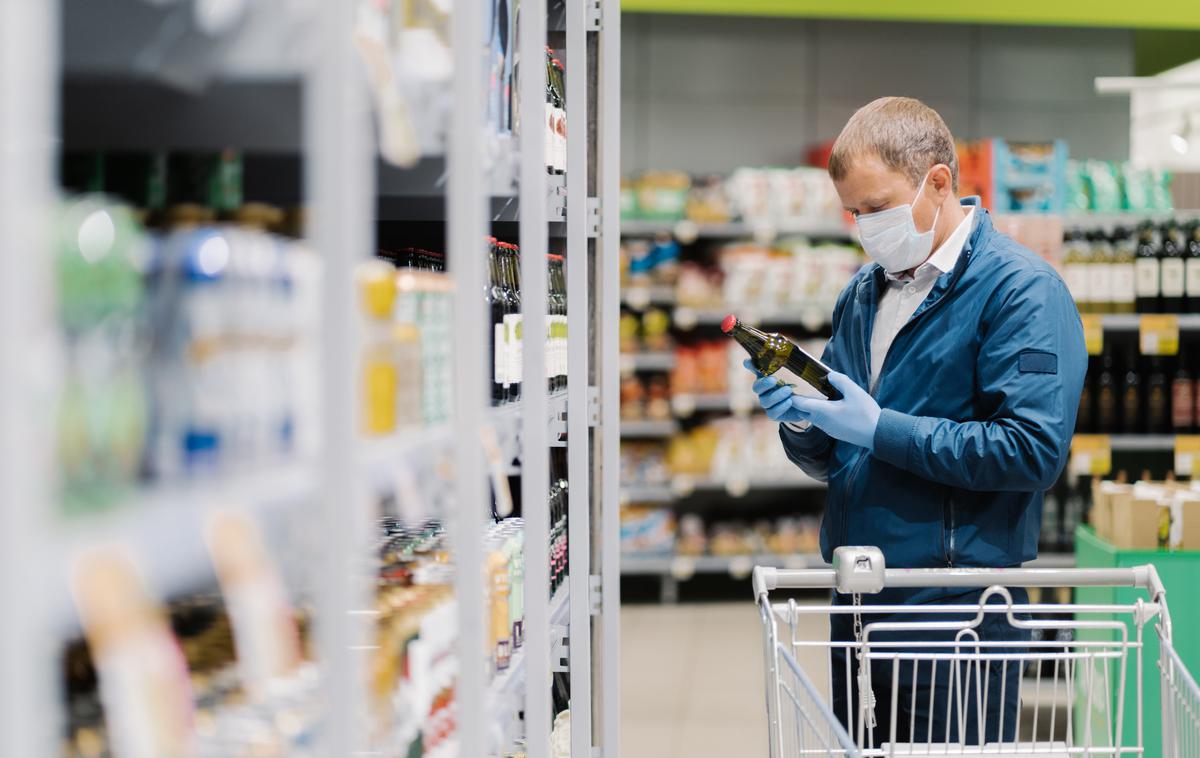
[1146,356,1169,434]
[1160,223,1186,314]
[1075,357,1095,434]
[1135,223,1161,314]
[1096,348,1118,434]
[1110,226,1136,315]
[1186,221,1200,314]
[1120,350,1142,434]
[1172,346,1195,435]
[721,315,842,400]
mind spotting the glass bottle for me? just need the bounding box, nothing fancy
[1160,223,1186,314]
[1135,223,1161,314]
[721,315,841,400]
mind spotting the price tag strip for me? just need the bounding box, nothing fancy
[1080,314,1103,356]
[1070,434,1112,477]
[1140,314,1180,356]
[1175,435,1200,477]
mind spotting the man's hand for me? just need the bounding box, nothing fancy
[747,360,810,424]
[747,361,880,450]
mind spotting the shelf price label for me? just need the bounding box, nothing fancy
[1175,436,1200,476]
[1080,314,1104,356]
[1070,434,1112,476]
[1140,315,1180,356]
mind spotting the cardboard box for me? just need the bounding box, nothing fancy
[1090,481,1131,544]
[1108,489,1161,550]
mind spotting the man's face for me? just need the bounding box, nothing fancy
[832,152,938,233]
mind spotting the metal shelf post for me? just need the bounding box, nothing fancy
[566,0,594,754]
[0,1,60,754]
[448,0,489,752]
[597,0,623,752]
[520,0,552,753]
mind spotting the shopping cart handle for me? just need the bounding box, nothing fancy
[752,549,1170,599]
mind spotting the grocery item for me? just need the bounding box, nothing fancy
[722,316,839,400]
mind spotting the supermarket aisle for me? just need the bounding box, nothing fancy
[621,601,827,758]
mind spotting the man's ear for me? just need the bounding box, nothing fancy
[929,163,954,198]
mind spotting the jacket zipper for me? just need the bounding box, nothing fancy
[838,253,972,551]
[943,491,955,567]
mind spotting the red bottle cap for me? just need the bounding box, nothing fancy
[720,314,738,334]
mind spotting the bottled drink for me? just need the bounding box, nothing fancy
[1096,348,1118,434]
[1085,231,1114,314]
[1075,358,1095,434]
[1120,350,1142,434]
[551,57,567,175]
[1062,229,1089,313]
[1135,223,1161,314]
[1160,223,1186,313]
[721,315,841,400]
[1146,356,1170,434]
[1173,347,1195,435]
[1186,222,1200,314]
[501,242,523,402]
[547,255,568,392]
[488,238,509,404]
[1110,227,1136,314]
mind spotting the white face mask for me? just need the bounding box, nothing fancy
[855,173,941,274]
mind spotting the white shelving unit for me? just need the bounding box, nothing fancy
[5,0,622,756]
[621,218,853,240]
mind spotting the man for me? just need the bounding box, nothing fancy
[750,97,1086,746]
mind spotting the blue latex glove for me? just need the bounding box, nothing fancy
[745,361,881,451]
[746,360,810,424]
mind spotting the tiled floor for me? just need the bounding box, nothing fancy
[621,602,828,758]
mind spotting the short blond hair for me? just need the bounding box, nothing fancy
[828,97,958,192]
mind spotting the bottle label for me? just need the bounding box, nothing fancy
[1187,258,1200,297]
[1136,258,1161,297]
[1162,258,1186,297]
[495,323,507,385]
[506,313,523,384]
[1173,379,1195,429]
[1087,263,1113,304]
[545,103,556,170]
[1063,263,1089,304]
[1111,263,1135,305]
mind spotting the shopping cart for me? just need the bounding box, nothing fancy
[752,546,1200,757]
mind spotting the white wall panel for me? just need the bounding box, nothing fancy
[622,15,1136,172]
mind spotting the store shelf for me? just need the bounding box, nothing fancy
[622,475,826,502]
[669,392,757,417]
[621,552,822,577]
[622,551,1076,577]
[620,485,675,504]
[620,285,677,308]
[1026,552,1076,568]
[621,419,680,438]
[621,218,852,240]
[664,473,826,497]
[685,308,829,330]
[1109,435,1176,451]
[1099,314,1200,331]
[1062,210,1200,229]
[619,352,676,372]
[52,463,318,631]
[1019,680,1072,711]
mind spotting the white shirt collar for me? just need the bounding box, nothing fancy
[884,206,975,282]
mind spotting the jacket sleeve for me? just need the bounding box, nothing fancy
[777,282,855,482]
[871,269,1086,493]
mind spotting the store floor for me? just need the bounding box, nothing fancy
[621,601,828,758]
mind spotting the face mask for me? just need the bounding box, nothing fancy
[855,173,941,274]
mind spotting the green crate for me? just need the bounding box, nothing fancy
[1073,525,1200,755]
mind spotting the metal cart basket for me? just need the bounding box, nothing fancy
[752,547,1200,757]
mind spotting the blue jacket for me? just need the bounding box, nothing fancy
[781,199,1086,573]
